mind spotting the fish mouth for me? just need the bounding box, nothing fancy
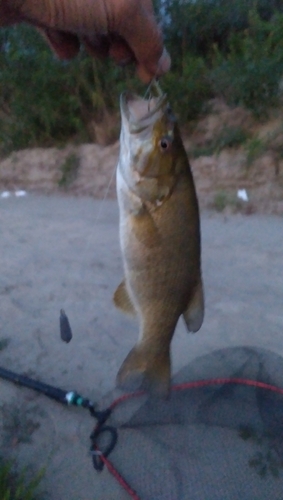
[120,90,168,133]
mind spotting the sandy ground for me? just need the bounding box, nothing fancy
[0,194,283,499]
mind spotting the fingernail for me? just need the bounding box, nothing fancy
[156,48,171,76]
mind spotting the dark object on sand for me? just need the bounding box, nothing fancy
[60,308,73,343]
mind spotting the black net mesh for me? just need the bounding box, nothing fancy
[101,346,283,500]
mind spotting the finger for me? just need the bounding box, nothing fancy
[136,48,171,83]
[17,0,107,33]
[109,38,135,66]
[38,27,81,59]
[82,35,110,59]
[83,35,134,65]
[117,1,171,82]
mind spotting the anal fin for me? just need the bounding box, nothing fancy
[113,280,136,316]
[183,279,204,333]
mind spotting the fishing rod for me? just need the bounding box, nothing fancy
[0,365,95,411]
[0,310,117,471]
[0,364,117,470]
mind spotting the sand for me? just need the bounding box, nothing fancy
[0,194,282,498]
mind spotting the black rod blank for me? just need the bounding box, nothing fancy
[0,366,69,404]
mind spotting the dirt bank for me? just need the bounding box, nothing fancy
[0,100,282,214]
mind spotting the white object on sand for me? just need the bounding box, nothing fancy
[237,189,249,202]
[1,191,11,198]
[15,190,27,197]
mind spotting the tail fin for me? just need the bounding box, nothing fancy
[116,344,171,398]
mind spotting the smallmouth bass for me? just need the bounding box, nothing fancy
[114,85,204,397]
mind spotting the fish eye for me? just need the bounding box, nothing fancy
[159,137,171,152]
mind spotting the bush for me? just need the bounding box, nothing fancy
[209,12,283,115]
[190,126,249,158]
[162,0,283,57]
[213,191,229,212]
[245,136,266,166]
[162,54,212,121]
[0,25,142,153]
[58,153,80,188]
[0,26,85,152]
[0,457,44,500]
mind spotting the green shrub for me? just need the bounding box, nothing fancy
[212,190,244,212]
[213,191,229,212]
[58,153,80,188]
[209,11,283,116]
[162,0,283,58]
[0,26,141,153]
[162,55,212,121]
[190,126,249,158]
[245,136,266,166]
[0,458,44,500]
[213,126,250,151]
[190,145,216,159]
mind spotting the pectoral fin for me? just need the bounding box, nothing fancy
[183,279,204,333]
[113,280,136,316]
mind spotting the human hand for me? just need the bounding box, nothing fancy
[0,0,170,82]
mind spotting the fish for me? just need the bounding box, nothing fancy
[114,83,204,397]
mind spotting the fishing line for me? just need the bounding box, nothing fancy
[78,163,116,268]
[144,79,162,112]
[93,163,117,228]
[143,59,164,111]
